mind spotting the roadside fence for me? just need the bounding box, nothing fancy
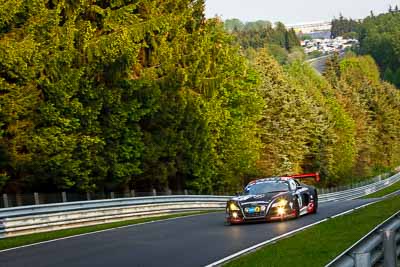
[327,210,400,267]
[0,172,399,238]
[0,172,396,209]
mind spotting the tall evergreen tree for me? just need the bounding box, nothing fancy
[383,67,395,83]
[323,53,341,88]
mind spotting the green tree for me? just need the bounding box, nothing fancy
[356,11,400,87]
[224,18,244,33]
[331,55,400,177]
[267,44,289,65]
[383,67,395,83]
[287,62,356,186]
[254,50,321,176]
[0,0,265,193]
[331,14,360,38]
[394,68,400,87]
[224,18,301,62]
[324,53,341,88]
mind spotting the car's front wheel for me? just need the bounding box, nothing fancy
[293,197,300,218]
[311,190,318,214]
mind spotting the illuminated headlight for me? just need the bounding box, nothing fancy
[232,212,239,218]
[277,207,286,215]
[272,199,288,208]
[229,202,240,211]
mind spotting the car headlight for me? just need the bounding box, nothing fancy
[277,207,286,215]
[272,199,288,208]
[229,202,240,211]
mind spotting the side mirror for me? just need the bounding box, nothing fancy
[296,186,303,190]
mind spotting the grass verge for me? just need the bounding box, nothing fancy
[225,195,400,267]
[0,210,215,251]
[362,180,400,199]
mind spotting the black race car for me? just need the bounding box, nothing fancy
[226,173,319,224]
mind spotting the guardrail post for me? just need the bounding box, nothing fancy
[61,192,67,202]
[130,190,135,197]
[353,252,371,267]
[34,192,40,205]
[86,192,91,201]
[16,193,22,206]
[2,193,8,208]
[152,189,157,196]
[184,189,188,195]
[110,192,115,199]
[382,229,398,267]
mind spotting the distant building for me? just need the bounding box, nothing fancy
[288,21,358,56]
[302,36,358,55]
[287,21,332,34]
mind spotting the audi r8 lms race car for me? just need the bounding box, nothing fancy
[226,173,320,224]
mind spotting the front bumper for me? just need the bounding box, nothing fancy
[226,207,297,224]
[226,216,245,224]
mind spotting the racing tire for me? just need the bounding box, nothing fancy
[293,197,300,218]
[311,190,318,214]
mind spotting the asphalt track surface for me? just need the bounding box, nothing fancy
[309,56,328,73]
[0,198,379,267]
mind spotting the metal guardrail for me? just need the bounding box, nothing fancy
[0,173,399,239]
[0,172,393,209]
[0,196,229,238]
[0,189,199,208]
[319,172,400,203]
[327,210,400,267]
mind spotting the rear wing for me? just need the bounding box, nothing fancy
[284,173,320,183]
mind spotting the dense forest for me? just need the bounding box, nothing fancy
[358,9,400,87]
[224,19,302,65]
[330,14,359,39]
[1,0,400,195]
[330,8,400,87]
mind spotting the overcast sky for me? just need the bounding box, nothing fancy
[205,0,400,24]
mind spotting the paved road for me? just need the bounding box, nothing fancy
[308,52,346,74]
[0,198,376,267]
[308,56,329,73]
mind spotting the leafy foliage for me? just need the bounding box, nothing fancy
[0,1,399,194]
[331,10,400,88]
[356,10,400,87]
[0,0,262,193]
[224,19,301,64]
[330,14,360,39]
[324,55,400,179]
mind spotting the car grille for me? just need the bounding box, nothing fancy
[244,211,265,218]
[241,204,266,218]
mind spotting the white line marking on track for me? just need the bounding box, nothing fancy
[204,219,328,267]
[0,211,220,253]
[382,189,400,199]
[325,209,400,267]
[205,201,378,267]
[330,201,378,219]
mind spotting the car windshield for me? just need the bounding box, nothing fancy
[243,182,289,195]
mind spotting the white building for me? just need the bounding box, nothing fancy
[288,21,332,34]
